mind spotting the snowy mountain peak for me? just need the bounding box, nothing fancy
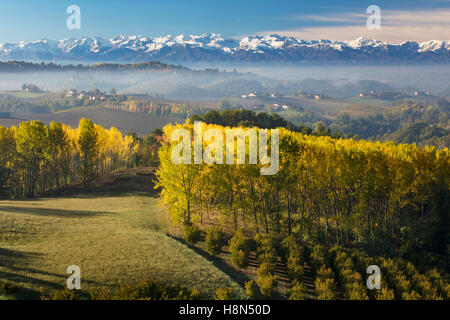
[0,34,449,64]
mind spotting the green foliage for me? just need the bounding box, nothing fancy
[41,289,88,300]
[205,227,225,255]
[214,287,233,300]
[317,267,334,280]
[376,287,395,300]
[255,235,278,262]
[256,273,278,297]
[315,278,336,300]
[289,281,307,300]
[43,280,202,300]
[282,236,304,281]
[229,230,251,269]
[230,249,248,270]
[78,118,98,185]
[425,269,449,298]
[245,280,259,299]
[255,234,279,298]
[257,262,276,277]
[0,119,137,198]
[402,290,422,300]
[309,245,327,274]
[344,282,369,300]
[191,108,312,133]
[102,280,202,300]
[183,224,202,246]
[154,121,449,300]
[0,95,50,113]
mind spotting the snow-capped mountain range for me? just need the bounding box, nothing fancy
[1,33,449,64]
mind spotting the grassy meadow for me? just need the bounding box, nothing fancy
[0,171,246,300]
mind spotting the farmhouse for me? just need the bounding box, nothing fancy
[65,89,77,97]
[414,90,431,96]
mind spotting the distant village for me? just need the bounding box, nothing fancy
[238,90,327,112]
[64,89,107,102]
[358,90,432,99]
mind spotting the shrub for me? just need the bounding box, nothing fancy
[254,233,276,251]
[443,283,450,300]
[257,274,278,297]
[230,229,251,253]
[391,273,411,298]
[231,249,248,269]
[257,261,276,277]
[258,250,277,265]
[289,281,307,300]
[41,288,85,300]
[341,270,362,284]
[344,282,369,300]
[349,249,370,275]
[285,241,304,282]
[380,258,401,281]
[376,287,395,300]
[90,280,202,300]
[315,278,336,300]
[255,234,278,265]
[245,280,259,299]
[214,287,233,300]
[402,290,422,300]
[425,269,448,298]
[336,257,353,273]
[287,262,304,282]
[412,274,440,299]
[281,235,299,258]
[205,227,225,255]
[184,224,202,245]
[229,230,251,269]
[309,245,327,273]
[317,267,334,280]
[403,261,419,278]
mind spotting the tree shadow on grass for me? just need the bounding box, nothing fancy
[168,235,252,294]
[0,247,99,300]
[168,235,288,300]
[0,205,110,218]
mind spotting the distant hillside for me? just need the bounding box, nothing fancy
[0,107,182,135]
[0,60,190,73]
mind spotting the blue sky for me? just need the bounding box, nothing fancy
[0,0,449,42]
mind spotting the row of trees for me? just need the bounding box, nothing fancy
[0,119,138,198]
[155,121,449,269]
[107,99,209,118]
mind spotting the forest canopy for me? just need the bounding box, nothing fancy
[156,121,449,271]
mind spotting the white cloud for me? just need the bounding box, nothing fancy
[261,9,450,42]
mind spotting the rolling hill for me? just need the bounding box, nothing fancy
[0,107,183,135]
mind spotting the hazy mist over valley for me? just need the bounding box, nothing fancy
[1,64,449,98]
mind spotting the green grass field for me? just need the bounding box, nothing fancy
[0,186,246,299]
